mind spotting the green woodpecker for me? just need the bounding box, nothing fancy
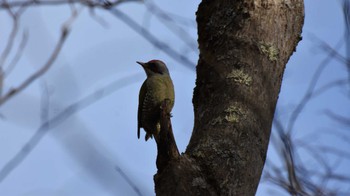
[137,60,175,141]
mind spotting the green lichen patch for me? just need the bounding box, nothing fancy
[225,113,239,123]
[259,42,279,61]
[192,150,206,159]
[210,104,247,125]
[226,69,252,86]
[211,116,224,125]
[192,177,207,188]
[224,104,246,123]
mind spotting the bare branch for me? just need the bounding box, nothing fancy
[0,0,140,10]
[280,133,307,195]
[2,0,194,70]
[324,110,350,126]
[155,99,180,172]
[0,9,80,106]
[318,39,350,66]
[0,68,3,96]
[0,35,65,105]
[4,30,29,77]
[286,38,344,135]
[109,8,196,70]
[115,165,142,196]
[342,0,350,91]
[0,5,20,68]
[39,79,50,124]
[0,73,142,182]
[145,0,197,52]
[88,6,109,27]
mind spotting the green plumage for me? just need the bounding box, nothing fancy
[137,60,175,141]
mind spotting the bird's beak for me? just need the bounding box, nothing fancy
[137,61,147,68]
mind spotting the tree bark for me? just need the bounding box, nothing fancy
[156,99,180,172]
[155,0,304,195]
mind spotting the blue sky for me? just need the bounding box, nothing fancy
[0,0,349,195]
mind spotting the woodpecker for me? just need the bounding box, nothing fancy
[137,60,175,141]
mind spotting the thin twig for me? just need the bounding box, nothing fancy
[88,7,109,27]
[286,39,343,135]
[145,0,197,52]
[342,0,350,91]
[0,73,142,183]
[39,79,50,124]
[0,0,140,9]
[0,32,66,106]
[109,8,196,71]
[115,165,143,196]
[0,9,80,106]
[324,110,350,126]
[0,68,3,96]
[0,5,20,68]
[4,30,29,77]
[318,39,350,66]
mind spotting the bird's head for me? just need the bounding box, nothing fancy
[137,60,170,77]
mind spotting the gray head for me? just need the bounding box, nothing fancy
[137,60,170,77]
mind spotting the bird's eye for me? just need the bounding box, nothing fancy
[149,63,162,74]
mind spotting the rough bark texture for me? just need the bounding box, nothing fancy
[155,0,304,195]
[156,99,180,172]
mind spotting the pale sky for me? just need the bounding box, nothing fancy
[0,0,349,195]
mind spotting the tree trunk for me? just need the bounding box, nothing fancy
[155,0,304,195]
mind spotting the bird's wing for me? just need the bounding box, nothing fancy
[138,80,148,139]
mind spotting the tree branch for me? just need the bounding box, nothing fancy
[144,0,197,52]
[286,38,344,135]
[109,8,196,70]
[0,0,139,10]
[155,99,180,172]
[0,4,20,68]
[4,30,29,77]
[0,8,79,106]
[0,73,142,182]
